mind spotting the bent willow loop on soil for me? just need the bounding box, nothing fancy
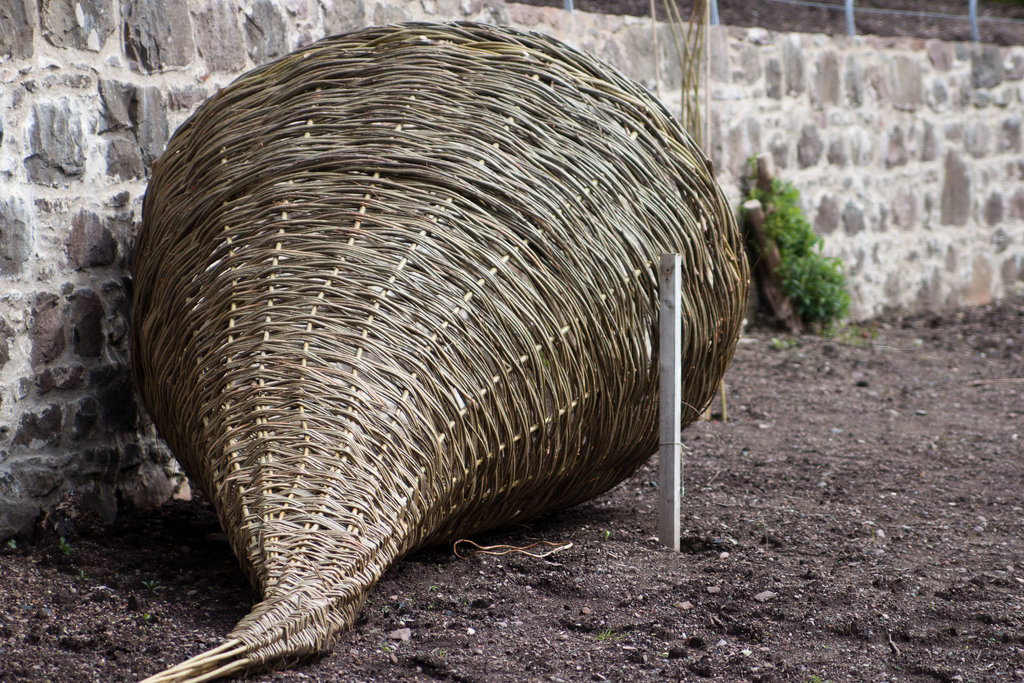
[130,22,748,682]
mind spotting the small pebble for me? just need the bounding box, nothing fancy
[388,627,412,642]
[706,586,721,594]
[579,606,592,615]
[674,601,694,610]
[719,551,730,559]
[754,590,777,603]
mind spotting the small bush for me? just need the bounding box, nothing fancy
[744,164,850,329]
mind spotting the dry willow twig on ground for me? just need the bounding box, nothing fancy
[131,21,748,682]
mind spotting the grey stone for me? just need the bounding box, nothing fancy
[0,0,34,59]
[842,201,864,235]
[940,151,971,226]
[984,192,1004,226]
[827,137,847,167]
[927,40,954,72]
[0,198,31,277]
[726,116,760,178]
[0,319,13,370]
[814,194,839,235]
[98,79,132,131]
[372,1,410,26]
[867,64,891,104]
[70,289,104,358]
[36,365,84,393]
[131,86,169,165]
[768,134,788,169]
[891,185,917,231]
[890,56,922,111]
[117,461,172,510]
[810,51,840,109]
[1006,49,1024,81]
[105,135,145,180]
[927,79,949,112]
[998,117,1021,153]
[844,55,861,107]
[992,228,1010,253]
[920,122,938,162]
[735,44,760,86]
[245,0,288,66]
[90,364,135,432]
[14,404,64,449]
[885,126,907,168]
[68,210,117,270]
[1002,256,1024,284]
[71,397,99,441]
[39,0,114,51]
[966,255,992,306]
[964,122,990,158]
[26,102,85,184]
[783,36,804,96]
[30,293,66,365]
[1009,188,1024,219]
[765,58,782,100]
[971,46,1003,90]
[322,0,364,35]
[797,124,822,168]
[167,85,209,111]
[194,0,246,72]
[123,0,196,73]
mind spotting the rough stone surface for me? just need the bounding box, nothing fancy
[844,55,862,107]
[131,86,169,165]
[892,185,917,231]
[827,137,847,167]
[814,194,839,235]
[322,0,365,35]
[764,57,782,100]
[885,126,907,168]
[890,56,923,110]
[194,0,246,72]
[984,192,1004,227]
[842,201,865,235]
[965,122,990,159]
[921,121,939,162]
[0,319,13,370]
[70,289,104,358]
[123,0,196,73]
[39,0,115,51]
[36,365,85,393]
[0,198,31,277]
[245,0,289,66]
[810,51,839,108]
[13,405,64,449]
[941,151,971,226]
[926,39,953,72]
[29,293,66,365]
[25,102,86,185]
[105,135,145,179]
[0,0,34,59]
[998,117,1021,154]
[98,79,133,131]
[68,210,117,270]
[971,45,1003,90]
[782,35,804,95]
[797,124,822,168]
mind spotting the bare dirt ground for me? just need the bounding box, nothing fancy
[1,295,1022,682]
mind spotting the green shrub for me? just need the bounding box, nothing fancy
[744,165,850,329]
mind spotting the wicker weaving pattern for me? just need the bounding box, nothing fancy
[131,22,748,681]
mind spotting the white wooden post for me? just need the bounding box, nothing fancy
[658,253,682,552]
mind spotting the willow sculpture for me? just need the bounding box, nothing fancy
[131,22,748,681]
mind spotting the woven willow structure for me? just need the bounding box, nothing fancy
[131,22,748,681]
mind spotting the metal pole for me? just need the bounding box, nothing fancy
[658,253,682,552]
[709,0,719,26]
[969,0,979,42]
[845,0,855,37]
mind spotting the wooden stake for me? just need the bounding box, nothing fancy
[659,253,682,552]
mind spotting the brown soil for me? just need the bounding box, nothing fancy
[2,295,1022,682]
[515,0,1024,46]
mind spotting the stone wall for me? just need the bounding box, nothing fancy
[1,0,1022,538]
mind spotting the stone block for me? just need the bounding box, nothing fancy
[322,0,365,35]
[765,57,782,100]
[132,86,169,165]
[39,0,114,51]
[13,404,64,449]
[998,116,1021,153]
[25,101,85,185]
[0,319,13,370]
[89,364,135,432]
[36,365,85,393]
[1009,188,1024,219]
[245,0,288,66]
[70,289,104,358]
[0,197,31,277]
[966,255,992,306]
[827,137,847,167]
[68,210,117,270]
[1007,48,1024,81]
[98,79,132,131]
[1002,256,1024,285]
[372,0,409,25]
[891,184,917,231]
[734,44,760,86]
[768,134,788,169]
[921,122,938,162]
[71,397,99,440]
[890,56,922,111]
[971,45,1003,90]
[964,121,990,158]
[940,150,971,226]
[885,126,907,168]
[193,0,246,72]
[810,51,839,109]
[926,40,953,72]
[842,201,864,235]
[814,194,838,235]
[0,0,34,59]
[797,124,822,168]
[105,135,145,180]
[782,35,804,96]
[844,55,862,107]
[123,0,196,73]
[984,192,1003,226]
[726,116,760,178]
[927,78,949,113]
[30,293,66,365]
